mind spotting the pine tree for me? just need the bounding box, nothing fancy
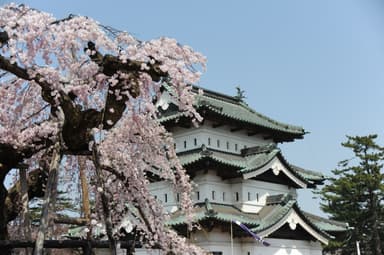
[320,134,384,255]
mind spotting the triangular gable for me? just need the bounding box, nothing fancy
[258,208,330,244]
[253,201,332,245]
[242,155,308,188]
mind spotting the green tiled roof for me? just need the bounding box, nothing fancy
[159,85,306,141]
[194,91,305,135]
[303,212,349,233]
[178,148,246,169]
[178,145,325,186]
[166,195,346,243]
[290,165,325,183]
[251,194,335,241]
[167,199,260,227]
[252,196,296,233]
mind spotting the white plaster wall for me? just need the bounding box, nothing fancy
[149,171,295,213]
[171,120,272,154]
[190,230,322,255]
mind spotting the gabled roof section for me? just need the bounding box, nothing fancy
[302,211,349,234]
[166,195,347,245]
[167,199,260,227]
[178,144,325,188]
[252,194,336,245]
[159,85,306,143]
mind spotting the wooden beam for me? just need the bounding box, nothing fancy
[212,123,223,128]
[54,215,88,226]
[230,127,242,132]
[0,240,135,249]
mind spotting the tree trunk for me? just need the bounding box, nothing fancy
[372,208,382,255]
[0,172,10,255]
[33,143,62,255]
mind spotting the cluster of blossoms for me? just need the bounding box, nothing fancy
[0,3,206,254]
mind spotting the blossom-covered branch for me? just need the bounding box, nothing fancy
[0,3,206,254]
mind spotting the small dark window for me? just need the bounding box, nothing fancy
[223,192,225,201]
[248,192,251,201]
[212,252,223,255]
[197,191,200,200]
[247,252,251,255]
[154,195,157,199]
[208,137,211,145]
[194,138,197,146]
[256,193,259,202]
[226,141,229,149]
[174,143,176,149]
[235,192,239,201]
[217,140,220,147]
[164,194,168,203]
[176,193,180,202]
[212,191,215,200]
[235,144,238,151]
[184,141,187,148]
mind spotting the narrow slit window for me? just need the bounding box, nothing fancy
[197,191,200,200]
[194,138,197,146]
[174,143,176,149]
[256,193,259,202]
[176,193,180,202]
[226,141,230,149]
[235,192,239,202]
[248,192,251,201]
[217,140,220,148]
[223,192,225,201]
[184,140,187,148]
[235,144,238,151]
[212,191,215,200]
[208,137,211,145]
[164,194,168,203]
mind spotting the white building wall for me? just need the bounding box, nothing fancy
[150,170,296,213]
[171,121,272,154]
[190,230,322,255]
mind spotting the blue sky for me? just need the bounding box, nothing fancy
[5,0,384,216]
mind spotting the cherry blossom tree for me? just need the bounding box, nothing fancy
[0,3,205,254]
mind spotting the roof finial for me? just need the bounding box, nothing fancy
[235,86,246,102]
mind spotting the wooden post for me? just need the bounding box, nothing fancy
[20,166,32,255]
[79,157,92,239]
[33,142,62,255]
[92,144,117,255]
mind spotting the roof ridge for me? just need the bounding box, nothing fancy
[192,85,242,104]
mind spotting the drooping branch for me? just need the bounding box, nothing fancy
[5,168,48,223]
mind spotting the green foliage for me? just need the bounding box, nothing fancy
[320,134,384,255]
